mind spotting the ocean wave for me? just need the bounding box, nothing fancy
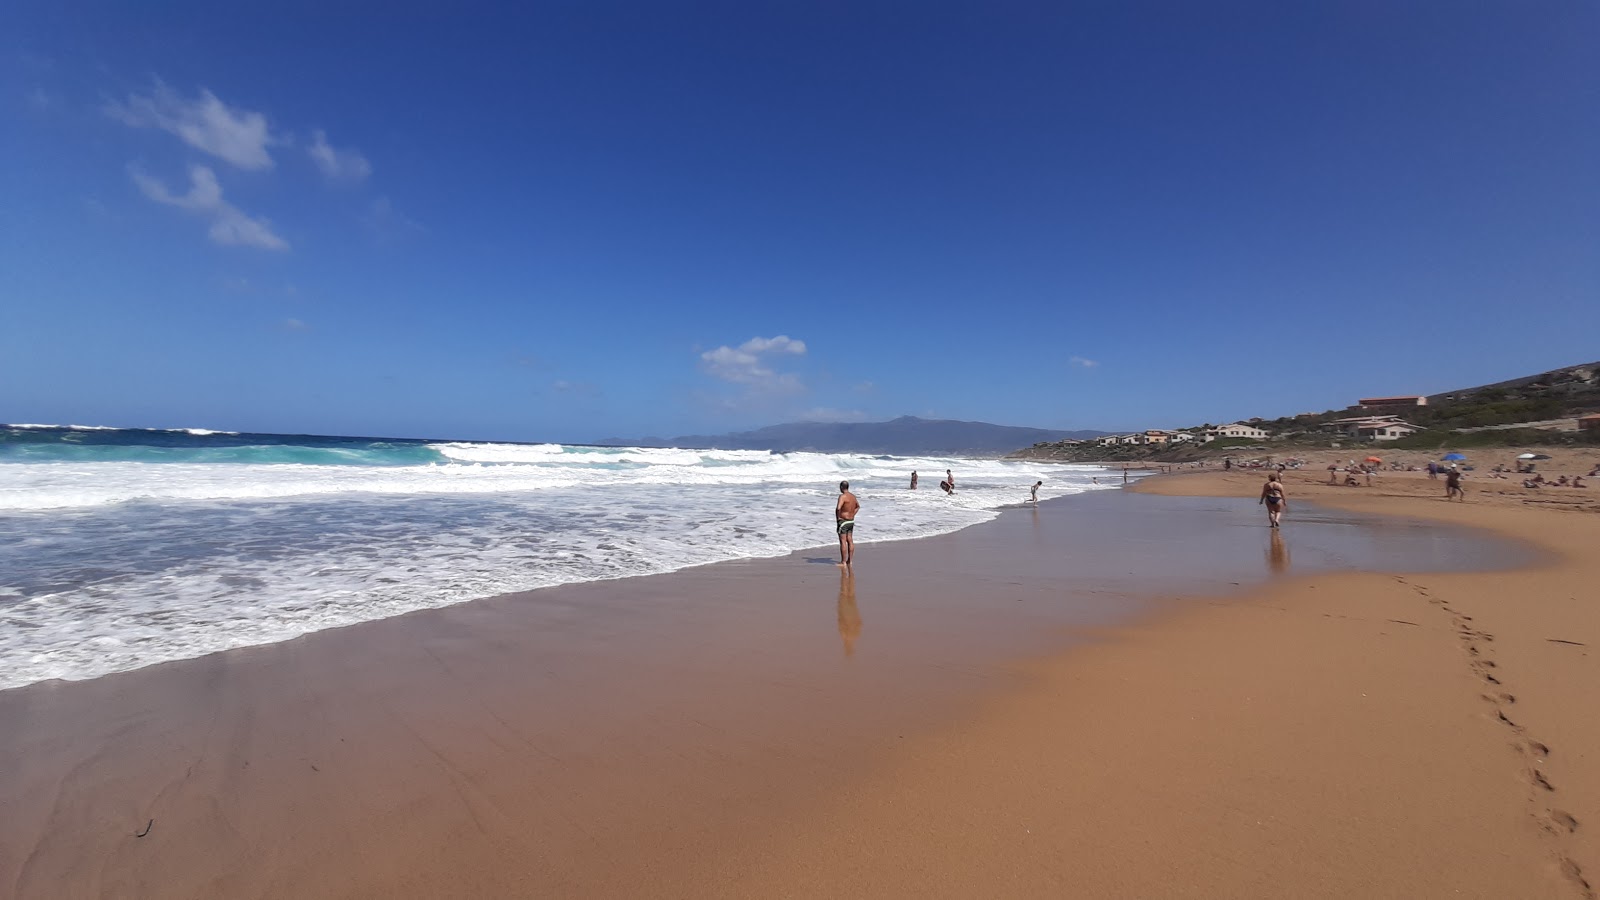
[0,442,449,471]
[0,450,1106,511]
[0,462,1119,688]
[4,423,124,431]
[4,423,239,434]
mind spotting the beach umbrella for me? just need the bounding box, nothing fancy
[1516,453,1552,460]
[1441,452,1466,461]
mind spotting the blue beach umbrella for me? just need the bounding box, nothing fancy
[1441,452,1467,461]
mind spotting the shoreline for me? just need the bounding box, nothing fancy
[711,470,1598,898]
[2,478,1592,897]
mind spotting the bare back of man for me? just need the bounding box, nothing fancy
[835,481,860,567]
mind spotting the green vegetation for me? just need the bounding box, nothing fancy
[1204,437,1260,450]
[1388,428,1599,451]
[1410,397,1568,430]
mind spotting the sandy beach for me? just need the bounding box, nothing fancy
[3,470,1596,898]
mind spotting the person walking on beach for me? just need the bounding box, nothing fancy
[910,470,918,490]
[1030,480,1043,503]
[1259,473,1287,527]
[835,481,860,567]
[1445,466,1465,501]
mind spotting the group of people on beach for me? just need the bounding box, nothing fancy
[833,469,1050,568]
[907,469,958,494]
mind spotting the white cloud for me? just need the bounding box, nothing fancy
[284,318,310,331]
[699,335,807,390]
[108,82,278,171]
[738,335,806,355]
[307,129,371,181]
[1069,356,1099,368]
[131,164,289,251]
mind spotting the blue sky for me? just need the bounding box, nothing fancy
[2,2,1595,442]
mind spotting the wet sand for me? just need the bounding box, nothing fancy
[708,472,1599,899]
[0,484,1586,898]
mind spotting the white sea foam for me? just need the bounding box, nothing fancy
[0,444,1118,689]
[5,423,124,430]
[3,423,239,435]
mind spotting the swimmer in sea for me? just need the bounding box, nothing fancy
[835,480,859,567]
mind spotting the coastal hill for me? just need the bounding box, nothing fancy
[600,416,1107,456]
[1011,360,1600,462]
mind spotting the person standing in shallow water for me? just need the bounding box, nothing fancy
[1259,473,1287,528]
[910,470,918,490]
[835,480,860,568]
[1030,480,1043,503]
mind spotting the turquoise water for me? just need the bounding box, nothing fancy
[0,424,1110,689]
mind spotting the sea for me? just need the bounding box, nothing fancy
[0,424,1115,690]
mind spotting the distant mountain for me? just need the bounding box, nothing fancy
[599,416,1108,456]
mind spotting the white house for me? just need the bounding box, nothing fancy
[1202,423,1269,442]
[1361,421,1421,441]
[1321,415,1422,441]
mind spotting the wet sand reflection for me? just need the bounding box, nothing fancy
[1267,529,1291,575]
[837,569,861,658]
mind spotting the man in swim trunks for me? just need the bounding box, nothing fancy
[945,469,954,493]
[835,480,860,568]
[1259,473,1287,527]
[1445,466,1465,501]
[1030,480,1042,503]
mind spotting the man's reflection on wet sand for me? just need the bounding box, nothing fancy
[837,569,861,658]
[1267,528,1291,575]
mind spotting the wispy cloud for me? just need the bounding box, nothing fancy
[107,82,278,171]
[307,129,371,182]
[130,164,289,251]
[798,407,867,422]
[551,379,602,398]
[284,318,310,331]
[699,335,807,391]
[363,196,423,243]
[1069,356,1099,368]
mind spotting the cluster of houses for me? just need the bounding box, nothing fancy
[1048,392,1599,452]
[1084,397,1435,449]
[1318,396,1428,442]
[1091,423,1271,447]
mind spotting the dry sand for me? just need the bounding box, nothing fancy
[2,472,1596,899]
